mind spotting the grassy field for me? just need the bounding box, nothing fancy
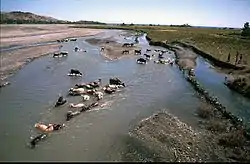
[146,27,250,66]
[72,25,250,66]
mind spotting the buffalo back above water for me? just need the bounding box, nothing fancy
[109,78,122,85]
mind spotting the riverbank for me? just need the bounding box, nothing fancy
[143,36,250,162]
[0,44,59,82]
[0,24,105,85]
[0,24,104,48]
[128,104,249,162]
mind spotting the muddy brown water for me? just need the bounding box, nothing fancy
[0,30,249,161]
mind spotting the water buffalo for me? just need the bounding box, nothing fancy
[82,95,90,101]
[34,123,65,133]
[137,58,147,64]
[94,91,104,100]
[68,69,82,77]
[144,54,151,59]
[69,103,86,108]
[69,88,85,94]
[161,50,167,53]
[103,87,116,94]
[60,51,68,56]
[70,38,77,41]
[122,43,134,47]
[154,59,168,64]
[74,47,79,52]
[80,102,99,112]
[53,52,61,58]
[0,81,10,88]
[75,79,101,89]
[109,77,123,85]
[122,43,130,47]
[66,110,81,121]
[158,54,164,59]
[30,133,48,148]
[154,49,161,52]
[55,96,67,107]
[134,50,142,55]
[122,50,129,54]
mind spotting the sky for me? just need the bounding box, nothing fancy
[1,0,250,28]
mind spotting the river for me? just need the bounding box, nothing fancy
[0,30,249,161]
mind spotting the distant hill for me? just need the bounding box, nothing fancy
[0,11,106,24]
[72,20,106,25]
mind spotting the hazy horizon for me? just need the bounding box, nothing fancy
[1,0,250,28]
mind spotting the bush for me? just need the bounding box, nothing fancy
[207,119,228,132]
[241,22,250,37]
[197,103,214,119]
[218,129,246,147]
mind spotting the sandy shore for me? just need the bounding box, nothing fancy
[0,24,104,48]
[0,44,60,81]
[0,24,104,84]
[85,38,141,60]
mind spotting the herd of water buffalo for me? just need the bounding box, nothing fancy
[135,48,175,65]
[30,41,129,148]
[30,34,177,148]
[30,75,126,148]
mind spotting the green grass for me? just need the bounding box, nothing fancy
[145,27,250,66]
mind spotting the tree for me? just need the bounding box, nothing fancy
[244,22,249,29]
[241,22,250,37]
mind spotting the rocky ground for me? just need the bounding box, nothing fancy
[126,101,250,162]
